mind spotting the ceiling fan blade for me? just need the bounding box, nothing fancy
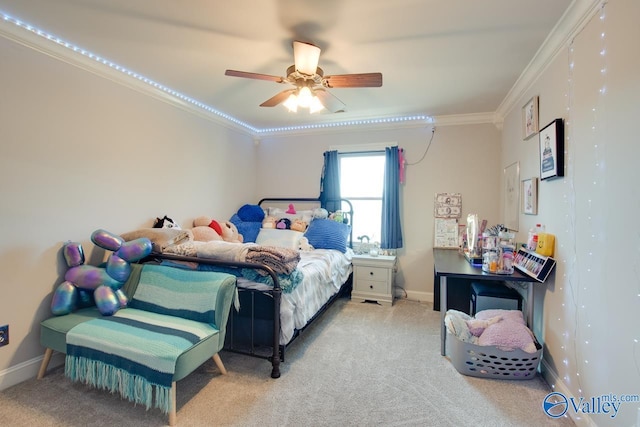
[314,89,346,113]
[260,89,296,107]
[323,72,383,88]
[225,69,285,83]
[293,41,321,75]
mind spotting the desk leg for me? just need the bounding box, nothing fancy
[527,283,534,330]
[440,276,447,356]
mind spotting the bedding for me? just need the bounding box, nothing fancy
[120,228,193,253]
[255,228,304,249]
[232,248,353,344]
[138,197,354,378]
[164,240,300,276]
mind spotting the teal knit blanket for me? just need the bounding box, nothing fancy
[65,308,218,414]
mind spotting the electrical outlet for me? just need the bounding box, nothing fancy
[0,325,8,347]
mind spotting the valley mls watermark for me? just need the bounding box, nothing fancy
[543,391,640,419]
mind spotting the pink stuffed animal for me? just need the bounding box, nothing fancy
[467,310,537,353]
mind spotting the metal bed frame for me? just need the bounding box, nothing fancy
[146,197,353,379]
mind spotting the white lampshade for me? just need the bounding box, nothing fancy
[283,93,298,112]
[293,41,321,75]
[297,86,313,108]
[309,95,325,114]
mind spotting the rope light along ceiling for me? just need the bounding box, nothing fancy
[1,11,432,134]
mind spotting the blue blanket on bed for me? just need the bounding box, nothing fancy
[160,261,305,293]
[65,308,217,414]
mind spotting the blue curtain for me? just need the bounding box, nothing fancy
[381,146,403,249]
[319,150,341,213]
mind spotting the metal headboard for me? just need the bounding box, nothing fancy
[257,197,354,248]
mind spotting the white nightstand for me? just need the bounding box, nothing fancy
[351,254,397,306]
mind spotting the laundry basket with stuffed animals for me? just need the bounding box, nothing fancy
[445,309,543,380]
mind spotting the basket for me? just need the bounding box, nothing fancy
[447,332,542,380]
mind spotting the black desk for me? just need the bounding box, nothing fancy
[433,248,534,356]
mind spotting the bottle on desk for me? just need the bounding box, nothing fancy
[536,232,555,257]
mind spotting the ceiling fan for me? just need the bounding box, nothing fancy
[225,41,382,113]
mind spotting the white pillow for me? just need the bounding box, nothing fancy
[255,229,304,250]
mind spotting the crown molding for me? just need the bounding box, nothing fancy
[432,112,501,127]
[495,0,603,121]
[3,2,602,138]
[0,13,257,136]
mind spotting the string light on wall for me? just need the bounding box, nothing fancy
[1,10,430,136]
[559,2,613,397]
[578,5,608,388]
[0,11,260,133]
[257,115,433,134]
[559,34,581,393]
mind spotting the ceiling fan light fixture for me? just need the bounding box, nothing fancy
[297,86,313,108]
[293,41,321,75]
[283,93,298,112]
[309,95,325,114]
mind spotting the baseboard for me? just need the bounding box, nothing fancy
[540,358,597,426]
[0,351,65,391]
[395,288,433,304]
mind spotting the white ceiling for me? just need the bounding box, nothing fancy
[0,0,574,131]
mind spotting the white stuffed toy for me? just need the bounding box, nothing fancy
[298,236,314,252]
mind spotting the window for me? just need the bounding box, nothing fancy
[339,152,385,245]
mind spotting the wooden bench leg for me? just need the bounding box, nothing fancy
[37,348,54,379]
[212,353,227,375]
[169,381,177,426]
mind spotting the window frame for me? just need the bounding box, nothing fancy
[338,150,385,247]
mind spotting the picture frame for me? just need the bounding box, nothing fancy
[539,118,564,180]
[503,161,520,231]
[522,177,538,215]
[522,96,539,140]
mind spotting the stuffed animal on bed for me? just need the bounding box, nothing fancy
[219,220,243,243]
[192,216,223,242]
[290,218,308,232]
[153,215,181,229]
[298,236,314,251]
[262,216,277,229]
[276,218,291,230]
[312,208,328,219]
[192,216,244,243]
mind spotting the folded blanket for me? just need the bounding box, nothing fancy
[65,308,217,414]
[195,240,253,262]
[164,241,300,277]
[120,228,193,253]
[246,245,300,275]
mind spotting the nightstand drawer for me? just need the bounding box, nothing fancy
[351,254,396,306]
[355,266,388,281]
[354,279,388,295]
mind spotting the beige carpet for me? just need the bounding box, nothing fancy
[1,298,574,426]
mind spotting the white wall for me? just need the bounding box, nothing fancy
[3,2,639,425]
[501,1,640,425]
[255,124,501,301]
[0,36,257,387]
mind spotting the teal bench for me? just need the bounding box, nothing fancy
[38,263,237,426]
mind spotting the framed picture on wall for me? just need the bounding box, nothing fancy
[522,178,538,215]
[522,96,539,140]
[503,161,520,231]
[539,118,564,180]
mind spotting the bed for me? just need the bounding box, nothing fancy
[135,198,354,378]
